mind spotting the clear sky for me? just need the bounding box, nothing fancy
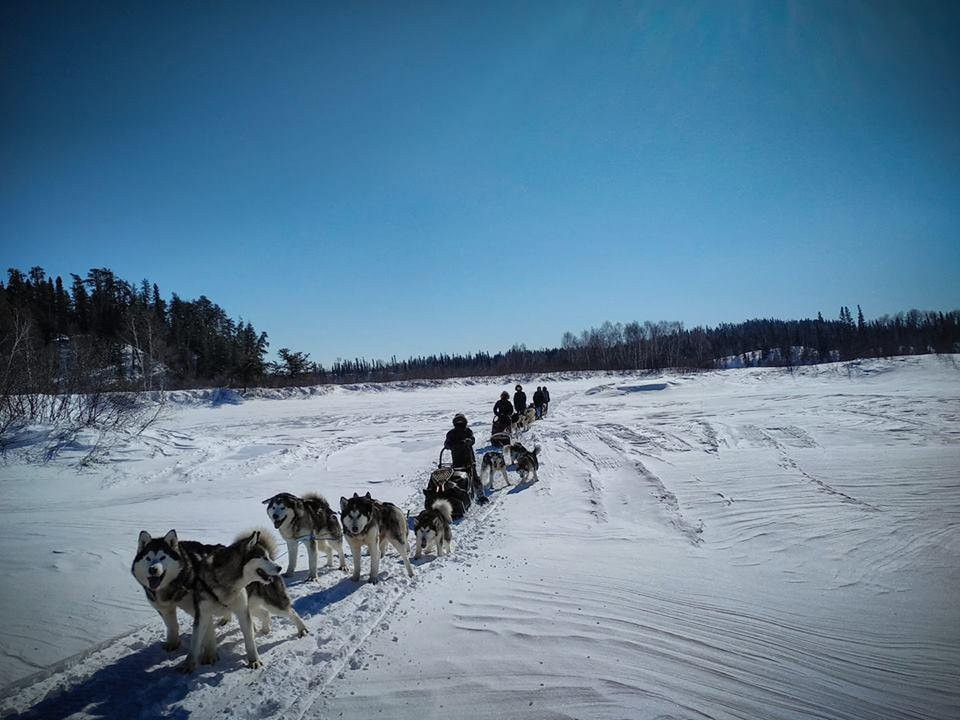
[2,1,958,366]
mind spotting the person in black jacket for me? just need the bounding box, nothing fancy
[513,384,527,414]
[493,392,513,433]
[443,413,487,504]
[541,385,550,416]
[533,386,545,419]
[444,413,475,468]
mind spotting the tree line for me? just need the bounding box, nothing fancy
[3,266,959,401]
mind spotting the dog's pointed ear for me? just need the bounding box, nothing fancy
[352,492,359,498]
[246,530,260,549]
[138,531,151,551]
[262,497,272,505]
[364,491,371,499]
[422,489,429,496]
[162,529,178,550]
[340,496,348,512]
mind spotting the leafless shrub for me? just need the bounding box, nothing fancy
[0,314,165,460]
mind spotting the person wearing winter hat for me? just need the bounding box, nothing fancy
[533,386,545,419]
[443,414,486,504]
[513,384,527,414]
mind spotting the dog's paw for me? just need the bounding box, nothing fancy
[368,575,379,584]
[176,659,196,674]
[307,573,319,581]
[256,626,272,637]
[297,627,309,638]
[351,574,361,582]
[248,658,264,670]
[163,638,181,652]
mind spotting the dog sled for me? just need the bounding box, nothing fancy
[427,446,489,512]
[432,447,473,494]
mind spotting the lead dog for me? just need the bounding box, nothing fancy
[263,492,347,578]
[131,529,307,672]
[340,492,414,583]
[413,499,454,558]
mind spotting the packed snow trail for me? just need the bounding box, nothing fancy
[1,357,959,719]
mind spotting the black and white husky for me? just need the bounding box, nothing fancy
[480,450,510,489]
[263,492,347,578]
[339,492,414,583]
[131,529,307,672]
[413,499,453,558]
[510,442,541,483]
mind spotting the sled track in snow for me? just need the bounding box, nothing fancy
[283,489,506,720]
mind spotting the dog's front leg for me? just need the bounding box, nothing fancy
[368,540,380,583]
[200,616,219,665]
[322,539,334,568]
[179,609,211,673]
[306,538,318,580]
[335,540,347,571]
[157,605,180,651]
[236,607,262,669]
[284,539,298,577]
[349,540,362,582]
[500,466,511,487]
[392,538,414,578]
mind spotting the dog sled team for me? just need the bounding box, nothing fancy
[131,383,548,673]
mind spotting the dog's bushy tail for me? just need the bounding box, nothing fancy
[234,527,279,559]
[532,444,541,456]
[303,492,331,511]
[431,499,454,524]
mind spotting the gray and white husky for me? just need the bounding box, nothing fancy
[131,529,307,672]
[339,492,414,583]
[413,499,453,558]
[263,492,347,578]
[510,442,541,483]
[480,450,510,489]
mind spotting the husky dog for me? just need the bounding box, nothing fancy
[131,529,307,672]
[510,442,541,483]
[340,492,414,583]
[263,492,347,578]
[413,500,453,558]
[480,450,510,489]
[513,412,530,433]
[522,407,537,425]
[423,479,469,519]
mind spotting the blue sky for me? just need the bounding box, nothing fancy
[2,1,958,365]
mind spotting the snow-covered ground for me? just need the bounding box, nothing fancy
[1,356,958,719]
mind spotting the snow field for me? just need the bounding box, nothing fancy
[1,356,958,719]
